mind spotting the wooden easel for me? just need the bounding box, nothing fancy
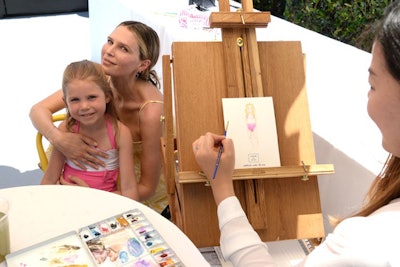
[161,0,334,247]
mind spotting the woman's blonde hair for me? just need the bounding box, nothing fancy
[118,21,161,88]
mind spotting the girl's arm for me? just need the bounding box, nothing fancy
[117,121,139,201]
[29,89,107,169]
[136,102,163,200]
[40,122,68,185]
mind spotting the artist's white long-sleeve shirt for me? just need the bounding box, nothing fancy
[218,196,400,267]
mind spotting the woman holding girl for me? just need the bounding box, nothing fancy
[30,21,168,217]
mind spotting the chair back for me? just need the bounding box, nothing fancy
[36,113,66,171]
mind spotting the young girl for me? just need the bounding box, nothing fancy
[41,60,138,201]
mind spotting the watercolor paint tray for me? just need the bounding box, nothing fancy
[6,209,184,267]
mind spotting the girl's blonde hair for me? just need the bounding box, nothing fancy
[62,60,119,132]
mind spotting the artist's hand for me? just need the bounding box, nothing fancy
[59,175,90,187]
[51,130,107,170]
[192,132,236,205]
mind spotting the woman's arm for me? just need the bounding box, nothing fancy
[30,90,65,141]
[117,121,139,201]
[218,197,277,267]
[136,102,163,200]
[29,89,107,169]
[192,133,276,266]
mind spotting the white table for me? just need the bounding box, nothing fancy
[0,185,209,266]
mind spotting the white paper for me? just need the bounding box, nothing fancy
[222,97,281,169]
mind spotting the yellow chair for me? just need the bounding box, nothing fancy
[36,113,66,171]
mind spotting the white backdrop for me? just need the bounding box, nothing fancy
[0,13,90,188]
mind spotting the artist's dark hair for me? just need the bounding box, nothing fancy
[334,0,400,226]
[375,0,400,82]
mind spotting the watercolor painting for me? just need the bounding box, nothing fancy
[6,231,95,267]
[222,97,281,169]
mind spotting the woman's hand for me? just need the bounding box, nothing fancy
[59,175,90,187]
[50,130,108,170]
[192,132,236,205]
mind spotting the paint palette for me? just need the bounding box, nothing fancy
[78,209,184,266]
[6,209,184,267]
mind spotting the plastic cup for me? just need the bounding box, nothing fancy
[0,197,10,263]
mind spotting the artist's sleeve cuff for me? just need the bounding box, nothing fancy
[217,196,246,229]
